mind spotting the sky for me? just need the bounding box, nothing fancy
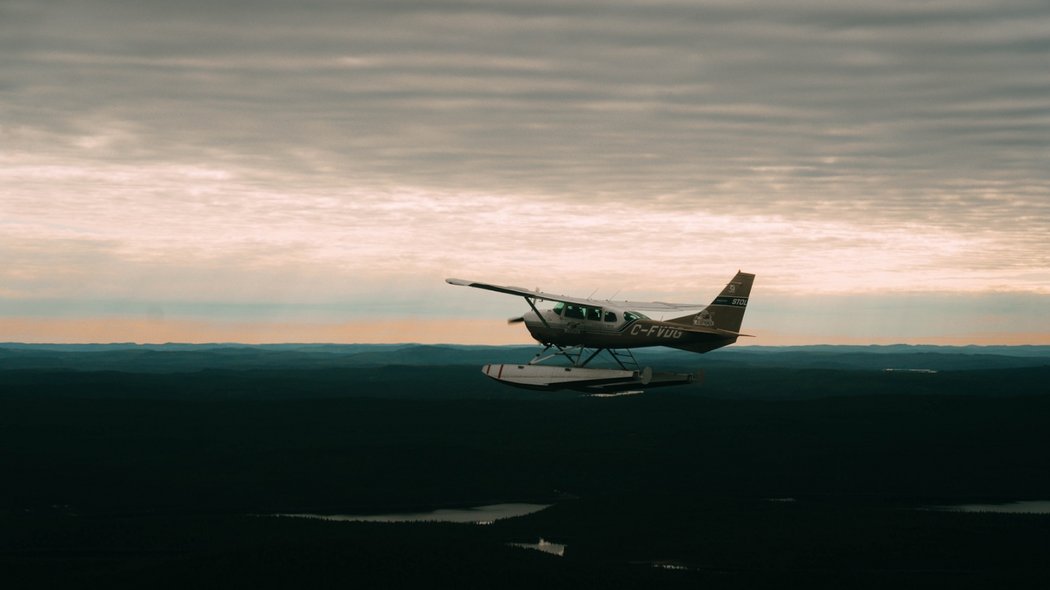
[2,0,1049,345]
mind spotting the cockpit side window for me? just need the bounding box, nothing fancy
[604,311,617,322]
[562,304,608,321]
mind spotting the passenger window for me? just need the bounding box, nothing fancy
[604,311,617,322]
[564,304,584,319]
[587,307,601,321]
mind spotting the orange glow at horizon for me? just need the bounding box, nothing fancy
[748,330,1050,347]
[0,317,535,345]
[1,317,1047,346]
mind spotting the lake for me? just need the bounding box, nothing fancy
[274,502,551,525]
[929,500,1050,514]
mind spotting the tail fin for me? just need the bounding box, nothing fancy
[670,271,755,333]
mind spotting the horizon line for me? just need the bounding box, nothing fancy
[4,341,1049,349]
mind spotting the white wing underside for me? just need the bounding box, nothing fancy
[445,278,707,311]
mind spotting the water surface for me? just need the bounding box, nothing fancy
[275,503,550,525]
[929,500,1050,514]
[507,538,566,557]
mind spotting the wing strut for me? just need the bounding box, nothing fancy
[522,296,550,329]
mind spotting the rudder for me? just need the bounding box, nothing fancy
[670,271,755,333]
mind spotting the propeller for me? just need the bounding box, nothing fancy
[507,316,525,324]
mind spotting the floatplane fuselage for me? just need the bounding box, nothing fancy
[446,271,755,393]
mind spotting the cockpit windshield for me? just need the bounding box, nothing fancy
[551,302,565,316]
[623,311,649,323]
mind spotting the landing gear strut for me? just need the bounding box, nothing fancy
[528,344,641,371]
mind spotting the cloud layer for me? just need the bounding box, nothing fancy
[2,1,1048,342]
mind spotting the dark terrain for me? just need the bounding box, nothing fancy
[2,344,1049,588]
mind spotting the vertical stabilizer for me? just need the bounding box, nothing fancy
[670,271,755,333]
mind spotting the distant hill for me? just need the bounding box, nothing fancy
[1,343,1048,374]
[698,345,1050,371]
[0,343,535,372]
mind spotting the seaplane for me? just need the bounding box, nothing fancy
[446,271,755,393]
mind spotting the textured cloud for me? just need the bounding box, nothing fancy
[2,0,1048,342]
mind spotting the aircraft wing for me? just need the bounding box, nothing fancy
[445,278,706,310]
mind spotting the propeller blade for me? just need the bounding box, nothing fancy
[507,316,525,324]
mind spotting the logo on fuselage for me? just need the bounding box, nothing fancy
[693,310,714,327]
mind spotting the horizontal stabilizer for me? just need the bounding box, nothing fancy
[677,325,753,338]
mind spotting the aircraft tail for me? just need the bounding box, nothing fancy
[669,271,755,334]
